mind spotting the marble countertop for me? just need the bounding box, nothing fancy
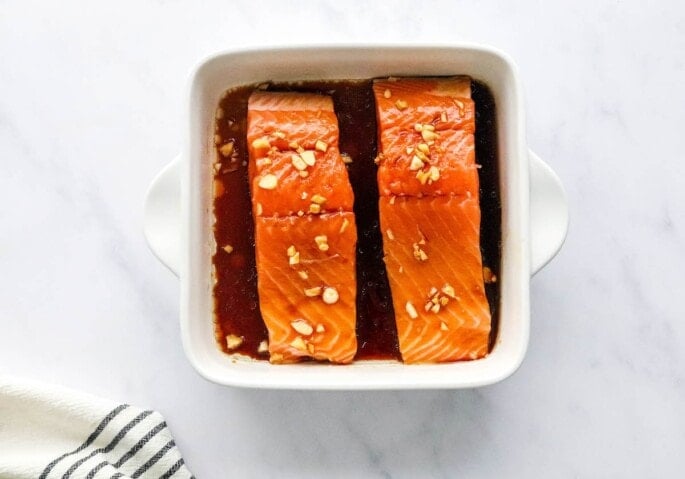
[2,1,684,477]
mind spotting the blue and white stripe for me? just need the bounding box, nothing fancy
[39,404,193,479]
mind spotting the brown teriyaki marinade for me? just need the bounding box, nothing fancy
[212,80,501,360]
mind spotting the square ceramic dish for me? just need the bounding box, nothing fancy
[144,45,568,389]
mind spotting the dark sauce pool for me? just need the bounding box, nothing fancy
[212,80,501,360]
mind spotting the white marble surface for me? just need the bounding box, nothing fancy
[2,0,684,477]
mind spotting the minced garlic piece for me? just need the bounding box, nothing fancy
[309,203,321,214]
[300,150,316,166]
[409,155,424,171]
[291,154,307,171]
[314,235,329,251]
[304,286,322,297]
[226,334,243,350]
[291,319,313,336]
[322,287,339,305]
[258,174,278,190]
[290,336,307,351]
[421,129,439,142]
[219,141,234,157]
[315,140,328,152]
[288,252,300,266]
[405,301,418,319]
[415,170,430,185]
[311,194,327,205]
[412,243,428,261]
[428,166,440,182]
[252,137,270,149]
[441,284,456,298]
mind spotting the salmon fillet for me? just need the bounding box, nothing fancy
[254,213,357,363]
[247,92,353,217]
[378,196,490,362]
[374,78,478,198]
[247,91,357,363]
[373,77,491,363]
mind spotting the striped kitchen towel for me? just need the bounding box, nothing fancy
[0,376,194,479]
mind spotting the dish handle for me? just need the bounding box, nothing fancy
[144,156,181,276]
[529,150,568,275]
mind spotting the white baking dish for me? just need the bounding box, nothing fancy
[143,45,568,389]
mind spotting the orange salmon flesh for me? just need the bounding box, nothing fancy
[373,77,492,363]
[247,91,357,363]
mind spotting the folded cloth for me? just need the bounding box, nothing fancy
[0,376,194,479]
